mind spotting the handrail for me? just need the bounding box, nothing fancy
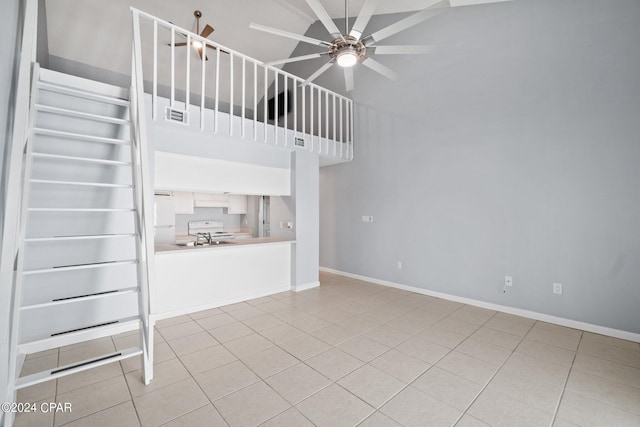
[2,0,39,424]
[130,7,353,161]
[130,11,155,384]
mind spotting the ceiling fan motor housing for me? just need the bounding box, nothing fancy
[330,36,366,66]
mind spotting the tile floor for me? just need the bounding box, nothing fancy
[14,272,640,426]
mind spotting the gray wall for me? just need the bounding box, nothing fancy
[1,0,23,417]
[292,150,320,289]
[316,0,640,333]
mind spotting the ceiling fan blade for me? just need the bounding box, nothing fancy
[362,57,398,80]
[267,53,327,66]
[304,0,343,39]
[349,0,378,40]
[250,23,329,47]
[363,0,449,45]
[344,67,354,92]
[370,45,436,55]
[200,24,215,39]
[304,61,334,85]
[168,42,189,47]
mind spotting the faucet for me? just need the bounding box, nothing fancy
[195,232,212,245]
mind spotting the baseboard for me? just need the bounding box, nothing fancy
[320,267,640,343]
[293,281,320,292]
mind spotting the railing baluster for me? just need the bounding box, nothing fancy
[263,66,268,143]
[152,20,157,121]
[214,47,220,133]
[170,27,175,108]
[301,83,305,139]
[310,86,314,152]
[185,34,191,115]
[318,89,322,153]
[229,52,234,136]
[274,72,278,145]
[339,97,344,157]
[284,76,288,146]
[325,91,329,155]
[293,79,297,140]
[253,62,257,141]
[332,93,336,155]
[200,44,206,131]
[241,57,246,139]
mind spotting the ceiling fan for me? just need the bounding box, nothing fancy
[250,0,449,92]
[168,10,221,60]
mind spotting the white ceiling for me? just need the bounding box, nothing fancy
[44,0,507,77]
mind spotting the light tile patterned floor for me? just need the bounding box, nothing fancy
[14,272,640,426]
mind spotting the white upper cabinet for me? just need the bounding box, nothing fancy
[226,195,248,214]
[173,192,194,214]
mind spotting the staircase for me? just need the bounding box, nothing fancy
[5,67,153,422]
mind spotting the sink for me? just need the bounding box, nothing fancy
[176,240,236,247]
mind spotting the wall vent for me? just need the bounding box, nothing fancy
[165,107,188,124]
[294,137,305,147]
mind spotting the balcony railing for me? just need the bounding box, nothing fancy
[131,7,353,161]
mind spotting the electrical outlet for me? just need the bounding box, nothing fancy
[505,276,513,287]
[553,283,563,294]
[397,261,402,270]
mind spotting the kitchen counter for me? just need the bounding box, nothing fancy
[155,237,295,253]
[152,237,294,318]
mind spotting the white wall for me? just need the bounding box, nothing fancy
[315,0,640,334]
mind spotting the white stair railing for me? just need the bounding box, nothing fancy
[130,13,157,384]
[1,0,39,424]
[130,7,354,161]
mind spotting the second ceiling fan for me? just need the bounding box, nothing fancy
[170,10,228,60]
[250,0,450,92]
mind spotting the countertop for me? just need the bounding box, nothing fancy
[155,237,296,254]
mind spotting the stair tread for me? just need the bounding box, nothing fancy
[36,104,130,125]
[39,68,129,100]
[32,152,132,166]
[15,346,142,389]
[17,317,141,354]
[26,233,136,242]
[28,208,136,212]
[30,179,133,188]
[37,80,130,107]
[23,259,138,275]
[21,287,139,311]
[34,128,131,145]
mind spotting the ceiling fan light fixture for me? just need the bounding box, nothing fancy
[336,49,358,67]
[192,40,203,49]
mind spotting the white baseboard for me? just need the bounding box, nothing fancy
[320,267,640,343]
[293,281,320,292]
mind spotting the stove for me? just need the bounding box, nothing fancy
[188,220,234,239]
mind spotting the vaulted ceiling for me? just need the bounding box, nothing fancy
[44,0,506,81]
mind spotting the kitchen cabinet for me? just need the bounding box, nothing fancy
[154,195,175,243]
[226,195,248,214]
[193,193,230,208]
[173,192,194,214]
